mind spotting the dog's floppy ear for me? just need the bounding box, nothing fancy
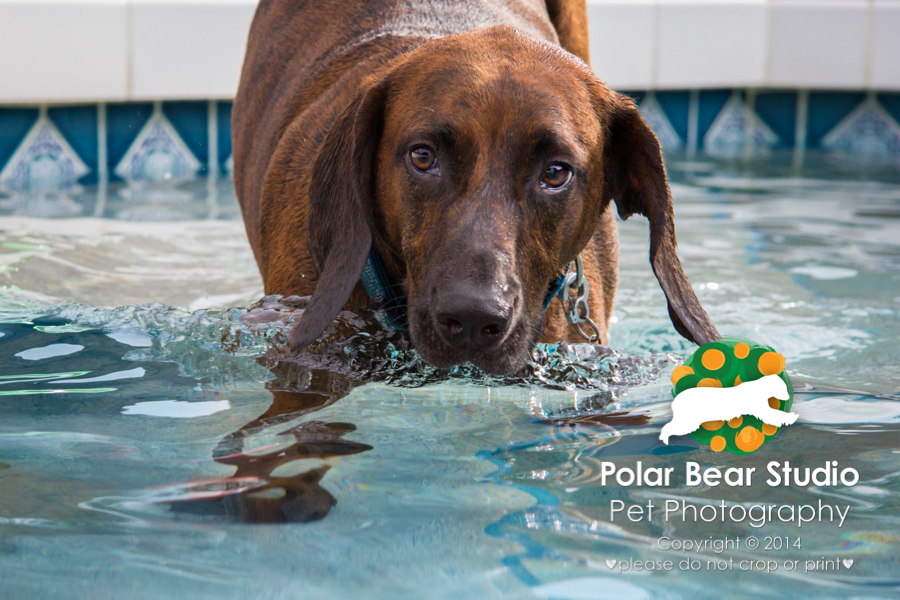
[289,83,387,353]
[600,92,720,345]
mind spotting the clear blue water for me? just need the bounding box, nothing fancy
[1,154,900,599]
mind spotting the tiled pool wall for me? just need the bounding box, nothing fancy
[3,1,899,103]
[0,101,233,199]
[1,91,899,199]
[1,0,899,197]
[625,88,900,163]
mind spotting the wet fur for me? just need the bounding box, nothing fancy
[232,0,719,374]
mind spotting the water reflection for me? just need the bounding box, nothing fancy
[132,354,374,524]
[0,313,374,525]
[196,368,373,524]
[0,295,685,528]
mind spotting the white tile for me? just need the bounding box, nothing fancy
[656,0,768,89]
[0,0,128,103]
[131,0,257,100]
[586,0,655,90]
[869,1,900,89]
[768,0,869,88]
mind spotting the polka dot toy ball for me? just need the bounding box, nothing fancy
[670,338,793,454]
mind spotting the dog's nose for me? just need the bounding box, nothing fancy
[435,289,512,349]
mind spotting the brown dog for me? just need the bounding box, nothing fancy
[232,0,719,375]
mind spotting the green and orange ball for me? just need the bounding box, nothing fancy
[670,338,793,455]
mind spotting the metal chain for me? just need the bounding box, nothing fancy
[556,253,602,343]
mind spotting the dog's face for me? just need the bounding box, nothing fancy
[290,25,719,374]
[373,34,608,373]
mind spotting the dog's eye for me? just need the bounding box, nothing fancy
[541,163,572,189]
[410,146,436,172]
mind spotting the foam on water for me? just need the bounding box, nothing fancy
[0,287,678,398]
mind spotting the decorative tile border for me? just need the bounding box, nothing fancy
[0,91,898,196]
[0,100,234,197]
[639,93,683,153]
[703,92,778,159]
[821,94,900,158]
[114,102,201,184]
[619,89,900,167]
[0,107,89,194]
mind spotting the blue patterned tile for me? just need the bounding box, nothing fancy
[114,103,201,184]
[878,93,900,128]
[0,110,89,194]
[107,103,154,180]
[217,101,233,173]
[755,92,797,148]
[0,108,39,176]
[639,93,682,151]
[48,105,98,185]
[1,90,896,190]
[164,101,208,171]
[655,91,690,143]
[822,95,900,157]
[697,90,731,142]
[703,92,778,158]
[807,92,866,149]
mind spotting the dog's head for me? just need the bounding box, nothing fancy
[290,25,718,374]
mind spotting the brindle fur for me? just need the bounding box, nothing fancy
[233,0,719,374]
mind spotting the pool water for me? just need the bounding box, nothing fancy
[1,155,899,599]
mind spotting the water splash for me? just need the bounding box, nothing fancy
[236,296,679,395]
[0,288,677,396]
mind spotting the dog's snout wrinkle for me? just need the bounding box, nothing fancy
[442,239,515,285]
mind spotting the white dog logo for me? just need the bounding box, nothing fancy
[660,374,798,445]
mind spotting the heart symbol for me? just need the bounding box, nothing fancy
[605,559,616,569]
[843,559,854,569]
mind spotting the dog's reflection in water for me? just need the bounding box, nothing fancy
[170,364,371,524]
